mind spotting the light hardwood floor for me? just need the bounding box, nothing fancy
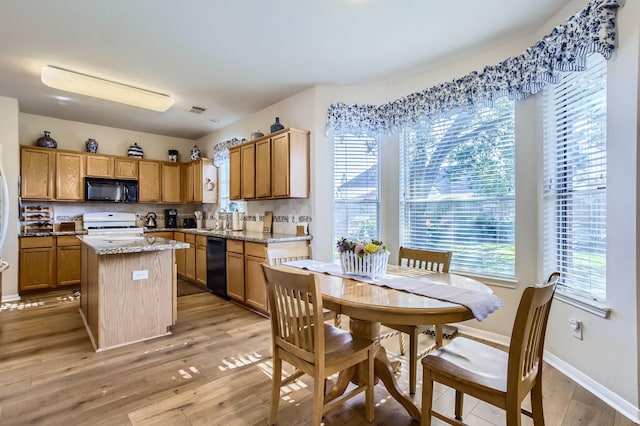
[0,289,636,426]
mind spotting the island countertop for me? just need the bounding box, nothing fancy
[77,235,189,255]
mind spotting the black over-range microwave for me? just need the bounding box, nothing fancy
[85,177,138,203]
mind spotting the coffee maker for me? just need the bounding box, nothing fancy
[165,209,178,228]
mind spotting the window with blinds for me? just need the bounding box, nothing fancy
[543,54,607,302]
[400,98,515,278]
[333,135,380,257]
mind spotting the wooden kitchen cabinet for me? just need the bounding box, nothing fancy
[271,129,310,198]
[255,139,271,198]
[113,157,138,179]
[229,148,241,200]
[183,158,218,204]
[56,152,85,201]
[138,160,162,202]
[244,242,267,313]
[226,240,245,302]
[228,129,309,200]
[241,143,255,199]
[195,235,207,287]
[20,146,55,200]
[184,233,196,281]
[85,154,113,178]
[19,237,56,291]
[161,162,181,203]
[174,232,186,277]
[56,235,80,286]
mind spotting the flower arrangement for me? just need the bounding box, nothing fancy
[337,237,389,278]
[336,237,387,257]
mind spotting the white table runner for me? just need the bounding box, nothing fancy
[283,259,503,321]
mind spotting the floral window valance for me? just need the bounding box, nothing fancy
[213,137,247,166]
[325,0,621,136]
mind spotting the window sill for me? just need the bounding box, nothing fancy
[554,289,611,318]
[450,270,517,289]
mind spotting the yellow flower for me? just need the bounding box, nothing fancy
[364,243,380,254]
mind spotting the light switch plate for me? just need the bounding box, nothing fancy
[132,270,149,280]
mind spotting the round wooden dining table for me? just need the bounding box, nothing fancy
[280,264,493,422]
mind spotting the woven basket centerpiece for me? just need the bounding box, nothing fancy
[337,237,389,279]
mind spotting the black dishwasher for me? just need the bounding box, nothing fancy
[206,237,228,299]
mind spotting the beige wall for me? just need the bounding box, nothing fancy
[19,113,195,161]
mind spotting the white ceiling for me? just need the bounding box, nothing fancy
[0,0,570,140]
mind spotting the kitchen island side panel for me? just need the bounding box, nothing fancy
[97,250,173,350]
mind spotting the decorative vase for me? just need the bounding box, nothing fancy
[190,145,202,160]
[270,117,284,133]
[35,131,57,149]
[127,142,144,158]
[85,138,98,153]
[340,250,390,279]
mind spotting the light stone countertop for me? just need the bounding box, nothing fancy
[21,228,312,244]
[77,235,189,255]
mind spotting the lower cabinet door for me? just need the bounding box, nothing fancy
[226,251,245,302]
[20,247,56,291]
[57,245,80,286]
[244,254,267,313]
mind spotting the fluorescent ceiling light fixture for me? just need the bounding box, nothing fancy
[41,66,174,112]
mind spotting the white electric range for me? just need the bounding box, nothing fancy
[82,212,145,240]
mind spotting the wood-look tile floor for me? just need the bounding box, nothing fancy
[0,289,636,426]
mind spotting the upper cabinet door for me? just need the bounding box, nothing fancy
[161,162,181,203]
[240,143,255,199]
[20,147,55,200]
[55,152,85,201]
[229,148,241,200]
[255,139,271,198]
[138,160,162,202]
[113,158,138,179]
[85,154,113,178]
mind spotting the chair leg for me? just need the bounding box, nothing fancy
[409,328,419,394]
[365,348,375,422]
[506,404,523,426]
[269,354,282,426]
[399,332,406,355]
[312,376,325,426]
[421,368,433,426]
[530,379,545,425]
[454,390,463,420]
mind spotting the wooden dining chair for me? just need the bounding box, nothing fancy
[261,264,375,426]
[421,272,560,426]
[381,247,453,394]
[264,245,340,326]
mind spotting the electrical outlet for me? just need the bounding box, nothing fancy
[569,318,583,340]
[132,270,148,280]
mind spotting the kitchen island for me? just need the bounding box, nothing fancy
[77,235,189,352]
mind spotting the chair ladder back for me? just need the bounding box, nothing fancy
[262,264,323,364]
[265,245,311,266]
[507,276,558,394]
[398,247,452,273]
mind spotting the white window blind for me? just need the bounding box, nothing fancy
[333,135,380,256]
[543,54,607,302]
[400,98,515,278]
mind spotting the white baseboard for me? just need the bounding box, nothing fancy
[1,293,20,303]
[456,325,640,423]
